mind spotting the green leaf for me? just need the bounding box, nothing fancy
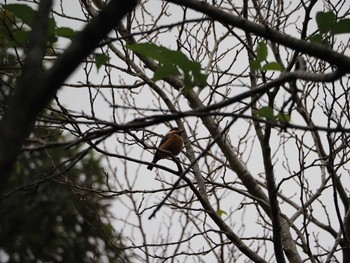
[13,30,30,45]
[153,65,180,81]
[331,19,350,35]
[256,41,268,62]
[55,27,77,38]
[217,209,228,218]
[47,34,58,45]
[128,43,207,91]
[4,4,36,26]
[256,106,275,121]
[164,49,193,69]
[48,18,56,35]
[316,11,336,34]
[308,33,331,47]
[262,62,283,71]
[308,34,323,43]
[249,41,267,70]
[46,18,58,45]
[128,43,170,65]
[95,53,109,71]
[192,67,207,89]
[249,59,261,70]
[277,113,291,123]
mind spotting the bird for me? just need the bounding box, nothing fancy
[147,127,184,170]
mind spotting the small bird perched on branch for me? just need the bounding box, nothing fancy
[147,127,184,170]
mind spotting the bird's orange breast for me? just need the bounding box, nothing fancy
[160,134,183,157]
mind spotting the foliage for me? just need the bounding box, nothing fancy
[249,41,283,71]
[0,8,129,262]
[310,11,350,45]
[128,43,207,92]
[0,143,122,262]
[2,3,76,45]
[316,11,350,35]
[0,127,130,262]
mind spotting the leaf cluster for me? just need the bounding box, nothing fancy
[2,4,76,46]
[249,41,283,71]
[309,11,350,45]
[128,43,207,93]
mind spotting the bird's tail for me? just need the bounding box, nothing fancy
[147,155,160,170]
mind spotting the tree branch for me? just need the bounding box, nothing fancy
[165,0,350,73]
[0,0,138,193]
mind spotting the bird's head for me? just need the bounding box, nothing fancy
[168,127,184,135]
